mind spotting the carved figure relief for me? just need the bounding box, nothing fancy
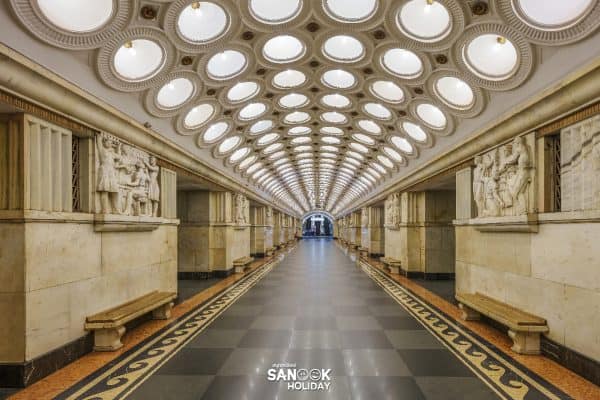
[95,133,160,217]
[385,193,401,229]
[234,193,248,225]
[473,135,534,217]
[266,207,273,226]
[361,210,369,228]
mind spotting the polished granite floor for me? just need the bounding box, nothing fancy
[127,239,495,400]
[177,276,224,303]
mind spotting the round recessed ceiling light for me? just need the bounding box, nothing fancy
[321,136,341,144]
[279,93,309,108]
[249,0,302,24]
[250,119,273,134]
[272,69,306,88]
[324,0,378,22]
[434,76,474,108]
[353,133,376,145]
[263,35,306,63]
[218,135,241,154]
[321,94,351,108]
[378,154,394,168]
[229,146,250,163]
[358,119,382,134]
[514,0,594,29]
[416,104,447,129]
[113,39,164,81]
[37,0,113,32]
[284,111,311,123]
[321,111,347,124]
[156,78,194,109]
[370,80,404,103]
[464,34,518,80]
[184,104,215,128]
[402,121,427,141]
[238,102,267,120]
[322,69,356,89]
[289,126,311,135]
[239,155,257,169]
[227,81,259,103]
[323,35,365,63]
[350,142,369,153]
[382,48,423,78]
[203,121,229,143]
[206,50,247,80]
[177,2,228,43]
[397,0,451,42]
[265,143,284,153]
[257,132,280,145]
[364,102,392,120]
[291,136,311,145]
[391,136,414,153]
[320,126,343,135]
[383,146,404,162]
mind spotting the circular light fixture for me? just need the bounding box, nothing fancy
[358,119,382,134]
[289,126,311,135]
[322,69,356,89]
[402,121,427,141]
[321,112,347,124]
[206,50,247,80]
[321,94,351,108]
[416,104,447,129]
[177,2,228,43]
[324,0,378,22]
[284,111,311,123]
[383,146,404,162]
[378,154,394,168]
[37,0,113,32]
[391,136,414,153]
[321,136,341,144]
[184,104,215,129]
[434,76,474,108]
[291,136,311,144]
[218,135,241,154]
[264,143,284,153]
[229,146,251,163]
[203,121,230,143]
[323,35,365,62]
[353,133,376,145]
[113,39,165,81]
[370,81,404,103]
[239,155,257,169]
[263,35,306,63]
[272,69,307,88]
[250,119,273,134]
[321,126,343,135]
[364,103,392,120]
[464,34,518,80]
[249,0,302,24]
[279,93,309,108]
[350,142,369,153]
[156,78,194,109]
[238,102,267,120]
[257,132,280,146]
[397,0,452,42]
[382,48,423,78]
[514,0,594,29]
[227,81,259,103]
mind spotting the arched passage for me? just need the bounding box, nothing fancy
[301,211,334,237]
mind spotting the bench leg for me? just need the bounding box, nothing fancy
[94,326,126,351]
[508,330,541,355]
[152,302,173,320]
[458,303,481,321]
[234,265,245,274]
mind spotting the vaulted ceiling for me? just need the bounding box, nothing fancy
[5,0,600,217]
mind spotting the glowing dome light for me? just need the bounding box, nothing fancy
[364,102,392,119]
[37,0,113,32]
[321,111,347,124]
[371,81,404,103]
[284,111,311,123]
[382,48,423,78]
[229,146,250,163]
[397,0,451,42]
[239,155,257,169]
[203,121,229,142]
[434,76,474,108]
[257,132,280,145]
[323,35,365,62]
[383,146,404,162]
[378,154,394,168]
[227,81,259,102]
[402,121,427,141]
[322,69,356,89]
[250,0,302,24]
[272,69,307,88]
[238,102,267,120]
[324,0,378,22]
[320,126,343,135]
[177,2,228,43]
[353,133,376,145]
[250,119,273,134]
[279,93,309,108]
[358,119,382,134]
[218,135,241,154]
[113,39,164,81]
[156,78,194,109]
[416,104,447,129]
[263,35,306,63]
[321,94,351,108]
[464,34,518,80]
[206,50,247,79]
[184,104,215,128]
[515,0,594,28]
[289,126,311,135]
[391,136,414,153]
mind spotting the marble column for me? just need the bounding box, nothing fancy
[361,206,385,257]
[250,205,273,257]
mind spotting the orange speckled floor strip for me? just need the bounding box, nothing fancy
[8,246,296,400]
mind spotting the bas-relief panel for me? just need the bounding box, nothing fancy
[561,115,600,212]
[95,133,160,217]
[384,193,401,229]
[473,134,536,218]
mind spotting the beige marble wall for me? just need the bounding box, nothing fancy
[361,207,384,255]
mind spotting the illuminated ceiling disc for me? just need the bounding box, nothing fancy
[218,135,241,154]
[382,48,422,78]
[358,119,382,134]
[113,39,164,81]
[434,76,474,108]
[227,81,259,103]
[177,2,228,43]
[322,69,356,89]
[402,121,427,141]
[206,50,247,80]
[364,102,391,119]
[324,0,378,22]
[464,34,518,80]
[156,78,194,109]
[238,102,267,120]
[273,69,306,88]
[321,94,351,108]
[279,93,309,108]
[285,111,311,123]
[416,104,447,129]
[391,136,413,153]
[37,0,113,32]
[323,35,365,62]
[514,0,594,29]
[249,0,302,24]
[263,35,306,63]
[321,112,347,124]
[184,104,214,129]
[203,121,229,142]
[397,0,451,42]
[370,81,404,103]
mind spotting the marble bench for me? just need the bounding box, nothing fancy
[233,256,255,273]
[265,247,275,257]
[358,247,369,258]
[456,292,549,355]
[85,291,176,351]
[379,257,402,274]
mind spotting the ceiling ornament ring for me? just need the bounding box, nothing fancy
[363,77,411,106]
[237,0,312,32]
[9,0,134,50]
[265,67,313,93]
[96,26,177,92]
[312,0,388,31]
[385,0,467,52]
[356,100,398,125]
[211,133,244,159]
[424,68,487,118]
[196,42,255,84]
[143,70,203,118]
[174,99,221,136]
[217,79,264,107]
[497,0,600,45]
[195,117,234,148]
[407,98,456,137]
[451,22,534,91]
[272,92,315,112]
[372,42,433,86]
[234,101,273,124]
[245,118,278,136]
[396,116,435,149]
[162,0,241,54]
[384,135,420,160]
[253,31,313,68]
[315,66,364,93]
[377,143,410,166]
[313,29,375,68]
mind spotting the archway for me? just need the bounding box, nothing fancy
[301,211,334,237]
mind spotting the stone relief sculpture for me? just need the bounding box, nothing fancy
[234,194,248,225]
[361,210,369,228]
[266,207,273,226]
[95,133,160,217]
[473,135,533,218]
[385,193,401,229]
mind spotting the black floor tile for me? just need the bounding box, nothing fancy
[156,348,233,375]
[397,349,475,377]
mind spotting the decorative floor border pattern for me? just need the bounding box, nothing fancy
[54,255,284,400]
[358,259,571,400]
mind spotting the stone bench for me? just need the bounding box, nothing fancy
[358,247,369,258]
[233,256,255,273]
[456,292,549,355]
[265,247,275,257]
[85,291,176,351]
[380,257,402,274]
